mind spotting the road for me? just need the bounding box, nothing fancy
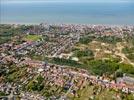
[115,43,134,66]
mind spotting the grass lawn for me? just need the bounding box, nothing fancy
[24,35,42,41]
[67,85,94,100]
[67,85,121,100]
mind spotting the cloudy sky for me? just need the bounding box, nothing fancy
[1,0,133,3]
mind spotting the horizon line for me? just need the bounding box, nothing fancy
[1,0,132,4]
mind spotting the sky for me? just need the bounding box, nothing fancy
[1,0,133,3]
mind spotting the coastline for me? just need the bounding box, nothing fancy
[1,22,134,27]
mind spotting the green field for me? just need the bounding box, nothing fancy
[24,35,42,41]
[67,85,134,100]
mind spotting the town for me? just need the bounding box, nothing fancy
[0,23,134,100]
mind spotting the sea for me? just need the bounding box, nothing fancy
[1,2,134,25]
